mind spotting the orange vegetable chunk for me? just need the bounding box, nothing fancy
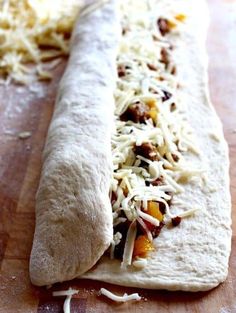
[147,201,163,222]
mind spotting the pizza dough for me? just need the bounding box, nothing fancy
[29,0,120,286]
[81,0,232,291]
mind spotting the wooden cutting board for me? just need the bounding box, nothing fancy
[0,0,236,312]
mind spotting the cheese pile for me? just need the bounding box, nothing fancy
[0,0,81,84]
[110,0,202,267]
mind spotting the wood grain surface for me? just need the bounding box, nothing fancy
[0,0,236,312]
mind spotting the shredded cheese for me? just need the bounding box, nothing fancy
[53,288,79,313]
[121,221,137,268]
[18,131,31,139]
[111,0,203,267]
[133,257,148,269]
[175,207,200,219]
[0,0,81,83]
[137,208,160,227]
[100,288,141,302]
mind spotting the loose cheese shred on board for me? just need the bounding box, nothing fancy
[100,288,141,302]
[53,288,79,313]
[0,0,80,84]
[111,0,204,266]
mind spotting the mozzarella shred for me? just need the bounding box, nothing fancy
[111,0,203,266]
[53,288,79,313]
[132,257,148,269]
[0,0,80,84]
[121,221,137,268]
[176,207,200,219]
[100,288,141,302]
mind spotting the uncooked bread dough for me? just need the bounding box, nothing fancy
[30,0,120,286]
